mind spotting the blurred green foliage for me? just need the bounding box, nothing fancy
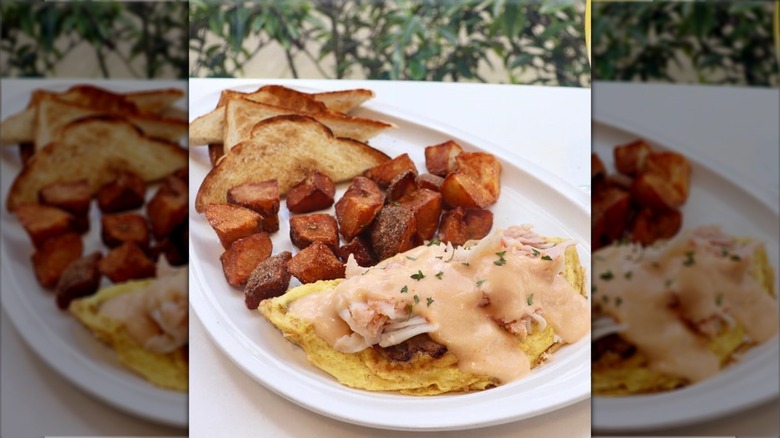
[189,0,590,87]
[592,2,779,87]
[0,1,188,79]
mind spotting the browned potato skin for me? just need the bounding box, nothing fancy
[99,242,156,283]
[55,252,102,310]
[289,213,339,252]
[592,185,632,250]
[614,139,652,176]
[397,188,443,241]
[147,178,188,240]
[15,203,74,249]
[220,233,273,288]
[205,203,265,249]
[227,180,280,233]
[101,213,150,249]
[364,153,418,188]
[336,236,376,267]
[592,153,606,182]
[287,242,345,284]
[438,207,493,246]
[386,170,418,202]
[335,176,385,241]
[369,205,418,261]
[39,180,91,217]
[97,170,146,213]
[286,171,336,214]
[245,251,292,309]
[440,172,493,209]
[415,173,444,192]
[630,207,682,246]
[455,152,501,201]
[630,151,691,211]
[32,232,83,289]
[425,140,463,177]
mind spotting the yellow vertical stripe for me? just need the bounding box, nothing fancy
[585,0,591,65]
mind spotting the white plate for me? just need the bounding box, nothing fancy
[0,79,188,427]
[188,81,591,431]
[591,119,780,432]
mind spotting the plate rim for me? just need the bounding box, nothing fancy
[0,78,189,428]
[188,80,592,431]
[591,118,780,432]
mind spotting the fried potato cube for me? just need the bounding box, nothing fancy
[289,213,339,251]
[220,233,273,288]
[415,173,444,192]
[592,153,606,181]
[397,188,443,241]
[245,251,292,309]
[425,140,463,177]
[438,207,493,246]
[227,180,280,233]
[364,153,418,188]
[101,213,149,249]
[336,236,376,267]
[39,179,91,217]
[99,242,156,283]
[455,152,501,201]
[97,170,146,213]
[151,222,188,266]
[630,207,682,246]
[630,152,691,211]
[614,139,652,176]
[335,176,385,241]
[205,203,265,249]
[32,232,83,289]
[286,171,336,214]
[147,176,188,240]
[592,185,631,249]
[369,205,418,261]
[287,242,345,285]
[15,203,75,249]
[55,252,102,310]
[386,170,418,202]
[440,172,493,209]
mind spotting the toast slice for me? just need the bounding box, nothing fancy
[311,89,374,114]
[124,88,185,114]
[35,97,186,150]
[7,115,187,211]
[195,115,390,212]
[222,97,394,152]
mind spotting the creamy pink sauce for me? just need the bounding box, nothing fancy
[593,227,779,383]
[289,228,590,383]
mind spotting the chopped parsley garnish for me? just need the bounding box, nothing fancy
[615,297,623,307]
[730,254,741,261]
[411,270,425,280]
[406,256,417,261]
[532,248,540,256]
[683,250,695,266]
[461,262,470,267]
[435,271,444,279]
[721,248,729,256]
[400,285,408,293]
[413,294,420,304]
[624,271,633,280]
[602,295,610,303]
[664,279,674,288]
[527,294,534,305]
[476,279,487,287]
[426,297,434,307]
[541,255,552,261]
[592,285,598,295]
[494,251,507,266]
[716,293,724,306]
[427,238,441,247]
[406,303,414,318]
[599,270,614,281]
[435,256,444,260]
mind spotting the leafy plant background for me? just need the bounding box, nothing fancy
[0,1,188,79]
[189,0,590,87]
[592,2,779,87]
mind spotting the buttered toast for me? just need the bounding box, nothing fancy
[195,115,390,212]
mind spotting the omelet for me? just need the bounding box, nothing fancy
[260,226,589,395]
[592,227,777,396]
[70,267,188,391]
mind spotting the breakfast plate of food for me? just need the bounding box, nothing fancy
[0,80,188,426]
[591,119,779,432]
[188,80,591,431]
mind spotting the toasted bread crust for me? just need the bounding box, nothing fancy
[195,115,389,212]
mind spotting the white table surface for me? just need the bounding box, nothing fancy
[187,79,592,438]
[592,81,780,437]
